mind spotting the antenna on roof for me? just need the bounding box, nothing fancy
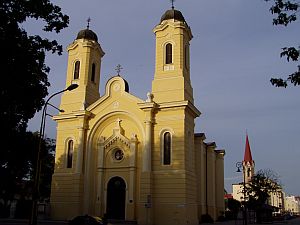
[170,0,175,9]
[87,17,91,29]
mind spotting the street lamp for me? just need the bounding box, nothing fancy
[29,84,78,225]
[236,161,247,225]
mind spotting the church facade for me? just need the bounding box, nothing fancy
[50,8,225,225]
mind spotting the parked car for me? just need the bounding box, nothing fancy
[69,215,105,225]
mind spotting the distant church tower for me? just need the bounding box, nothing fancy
[243,134,255,183]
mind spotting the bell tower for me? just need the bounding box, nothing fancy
[152,7,194,103]
[60,26,105,113]
[243,134,255,183]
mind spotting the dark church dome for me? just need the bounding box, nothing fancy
[160,9,186,23]
[76,28,98,42]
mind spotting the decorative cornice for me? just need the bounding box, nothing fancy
[157,100,201,117]
[194,133,206,140]
[205,142,216,149]
[215,149,226,156]
[67,39,104,56]
[153,20,193,40]
[53,110,93,121]
[138,101,157,111]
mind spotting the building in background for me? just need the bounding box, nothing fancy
[49,6,225,225]
[268,191,285,215]
[285,196,300,216]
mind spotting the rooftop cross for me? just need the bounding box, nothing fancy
[87,17,91,29]
[115,64,123,76]
[117,118,122,127]
[170,0,175,9]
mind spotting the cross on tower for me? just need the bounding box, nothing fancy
[116,118,122,127]
[115,64,123,76]
[170,0,175,9]
[87,17,91,29]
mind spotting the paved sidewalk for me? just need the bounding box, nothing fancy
[0,219,67,225]
[1,217,300,225]
[202,217,300,225]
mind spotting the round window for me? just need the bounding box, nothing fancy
[114,149,124,161]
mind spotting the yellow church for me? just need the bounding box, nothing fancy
[50,7,225,225]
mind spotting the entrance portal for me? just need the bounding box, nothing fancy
[106,176,126,220]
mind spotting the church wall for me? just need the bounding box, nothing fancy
[152,109,185,170]
[50,174,83,219]
[183,112,197,197]
[200,142,207,218]
[194,136,203,219]
[152,171,198,225]
[215,152,225,219]
[183,114,198,224]
[207,147,217,220]
[149,107,198,225]
[50,118,86,220]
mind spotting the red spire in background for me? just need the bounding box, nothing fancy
[243,134,253,162]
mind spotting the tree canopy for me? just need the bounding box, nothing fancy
[244,169,282,210]
[0,0,68,213]
[265,0,300,87]
[0,0,69,134]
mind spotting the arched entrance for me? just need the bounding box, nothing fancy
[106,176,126,220]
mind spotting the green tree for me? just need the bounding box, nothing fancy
[244,169,282,222]
[0,0,68,132]
[0,132,55,217]
[265,0,300,87]
[0,0,68,215]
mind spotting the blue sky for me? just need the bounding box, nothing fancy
[27,0,300,196]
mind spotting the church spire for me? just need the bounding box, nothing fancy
[243,134,253,163]
[242,133,255,183]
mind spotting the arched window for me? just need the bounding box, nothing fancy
[67,140,74,168]
[163,132,171,165]
[74,61,80,79]
[165,43,173,64]
[91,63,96,82]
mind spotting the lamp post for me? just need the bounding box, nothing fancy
[236,161,247,225]
[29,84,78,225]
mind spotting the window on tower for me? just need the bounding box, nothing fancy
[165,43,173,64]
[91,63,96,82]
[67,140,74,168]
[163,132,171,165]
[74,61,80,79]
